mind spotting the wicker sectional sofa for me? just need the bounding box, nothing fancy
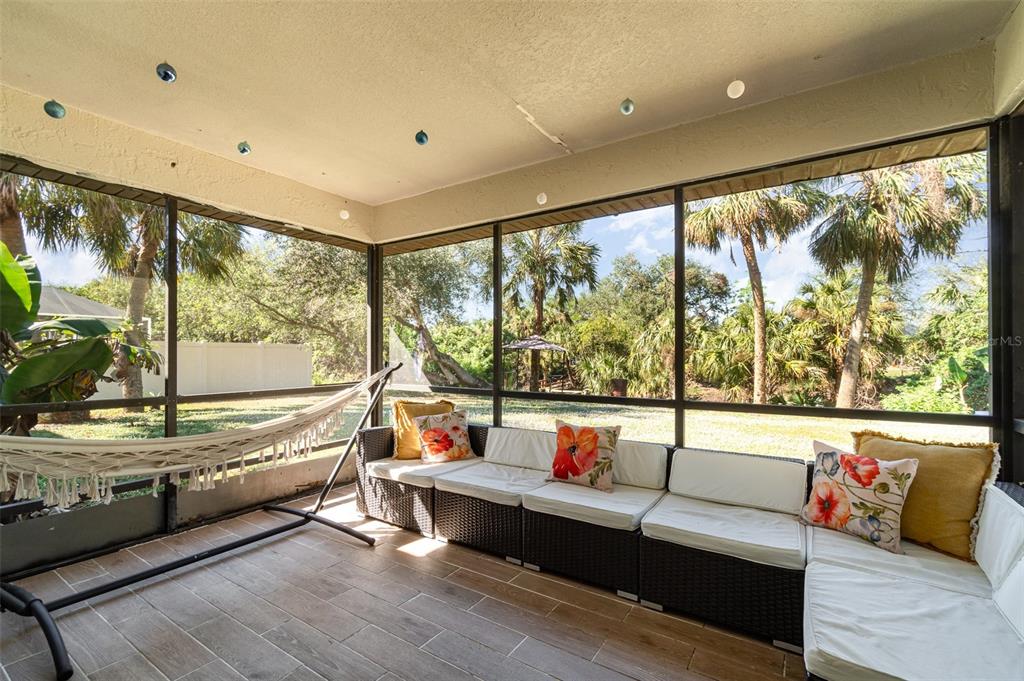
[355,423,1024,679]
[639,448,810,648]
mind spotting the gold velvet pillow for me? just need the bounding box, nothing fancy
[392,400,455,460]
[853,430,999,559]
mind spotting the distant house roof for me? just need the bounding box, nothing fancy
[38,286,124,319]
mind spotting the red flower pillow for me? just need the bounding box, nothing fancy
[548,420,620,492]
[801,440,919,553]
[413,410,477,463]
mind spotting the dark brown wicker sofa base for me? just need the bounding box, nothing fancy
[355,426,434,535]
[640,535,804,647]
[524,509,640,598]
[434,491,523,561]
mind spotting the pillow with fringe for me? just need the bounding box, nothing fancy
[853,430,999,560]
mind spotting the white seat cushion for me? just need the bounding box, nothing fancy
[522,482,665,531]
[434,462,549,506]
[806,525,991,597]
[976,485,1024,590]
[669,447,808,515]
[804,562,1024,681]
[483,427,556,471]
[641,494,806,569]
[365,458,481,488]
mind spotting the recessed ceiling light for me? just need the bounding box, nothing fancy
[536,192,548,206]
[237,141,251,155]
[727,80,746,99]
[415,130,429,145]
[43,100,66,119]
[156,62,177,83]
[339,209,350,220]
[619,98,635,116]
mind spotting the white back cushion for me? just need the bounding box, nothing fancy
[484,427,556,471]
[613,440,668,489]
[994,556,1024,639]
[975,485,1024,589]
[483,427,668,487]
[669,448,807,515]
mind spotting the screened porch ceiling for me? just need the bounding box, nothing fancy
[1,2,1013,207]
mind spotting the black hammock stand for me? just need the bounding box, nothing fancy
[0,363,401,681]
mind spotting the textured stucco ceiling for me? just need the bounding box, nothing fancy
[0,0,1017,207]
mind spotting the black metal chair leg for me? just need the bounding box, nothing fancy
[2,582,74,680]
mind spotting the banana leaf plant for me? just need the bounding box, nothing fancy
[0,241,161,435]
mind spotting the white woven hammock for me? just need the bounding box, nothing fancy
[0,368,387,509]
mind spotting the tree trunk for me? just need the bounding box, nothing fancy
[0,174,27,256]
[403,305,489,388]
[118,213,159,409]
[739,231,768,404]
[530,283,545,392]
[835,254,878,408]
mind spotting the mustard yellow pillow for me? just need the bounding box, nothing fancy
[392,400,455,460]
[853,430,999,559]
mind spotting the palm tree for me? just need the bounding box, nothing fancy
[503,223,599,391]
[809,154,985,408]
[1,173,245,406]
[685,183,825,403]
[689,294,823,403]
[788,270,905,405]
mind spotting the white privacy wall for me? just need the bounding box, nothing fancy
[92,342,313,399]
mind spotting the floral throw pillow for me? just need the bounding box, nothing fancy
[801,440,919,554]
[413,410,477,463]
[548,420,620,492]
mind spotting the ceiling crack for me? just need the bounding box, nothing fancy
[514,102,573,155]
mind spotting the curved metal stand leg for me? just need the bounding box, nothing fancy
[1,582,74,680]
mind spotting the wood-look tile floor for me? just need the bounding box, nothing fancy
[1,485,805,681]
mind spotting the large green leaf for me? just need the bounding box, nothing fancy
[26,317,123,338]
[0,336,113,404]
[0,242,41,334]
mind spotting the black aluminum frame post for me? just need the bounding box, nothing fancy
[0,363,401,681]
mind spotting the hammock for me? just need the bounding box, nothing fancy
[0,367,392,509]
[1,365,400,681]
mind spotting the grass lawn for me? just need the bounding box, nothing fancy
[28,389,988,462]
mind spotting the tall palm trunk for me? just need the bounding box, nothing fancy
[739,231,768,403]
[835,253,878,408]
[0,174,26,256]
[530,283,544,391]
[119,215,159,409]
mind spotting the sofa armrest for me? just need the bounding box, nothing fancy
[357,426,394,468]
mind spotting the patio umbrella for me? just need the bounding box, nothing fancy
[503,335,567,389]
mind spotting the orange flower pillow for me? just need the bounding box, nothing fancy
[801,441,919,554]
[548,420,620,492]
[413,410,477,463]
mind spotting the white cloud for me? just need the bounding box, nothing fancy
[601,206,673,234]
[24,234,100,286]
[625,233,659,260]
